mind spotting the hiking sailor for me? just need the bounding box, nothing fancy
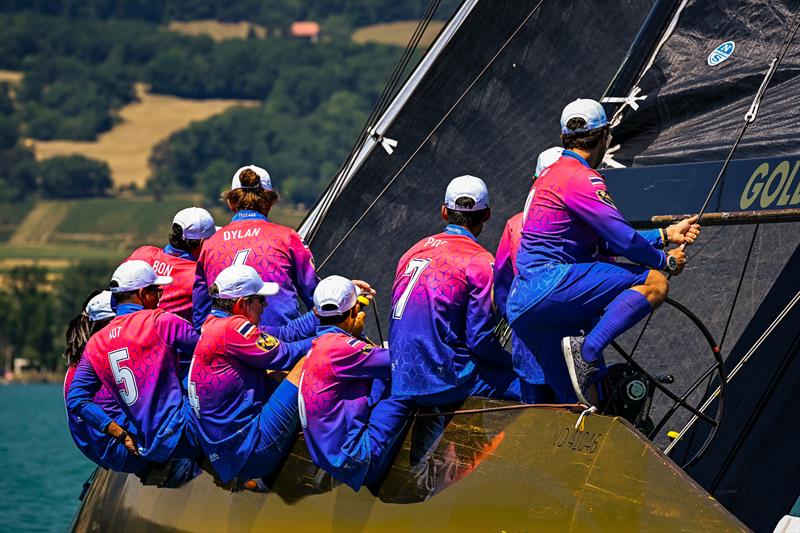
[187,265,308,485]
[507,98,700,404]
[389,176,548,406]
[494,147,563,392]
[67,260,202,464]
[299,276,413,490]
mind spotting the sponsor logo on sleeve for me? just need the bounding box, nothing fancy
[596,190,617,208]
[257,334,280,351]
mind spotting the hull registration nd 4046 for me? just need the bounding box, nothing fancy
[552,427,603,454]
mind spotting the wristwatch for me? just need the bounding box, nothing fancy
[116,430,129,443]
[663,253,678,273]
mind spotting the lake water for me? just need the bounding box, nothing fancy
[0,384,95,532]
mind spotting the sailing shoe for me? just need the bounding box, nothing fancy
[561,336,602,405]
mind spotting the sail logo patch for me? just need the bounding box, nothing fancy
[707,41,735,66]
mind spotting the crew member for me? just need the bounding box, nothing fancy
[67,260,201,464]
[127,207,217,322]
[300,276,412,490]
[188,265,308,484]
[63,290,147,473]
[389,176,546,406]
[494,147,563,388]
[507,99,700,404]
[193,165,319,330]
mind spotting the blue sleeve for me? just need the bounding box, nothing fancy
[565,175,667,270]
[260,311,319,342]
[466,255,512,368]
[192,262,211,333]
[66,358,114,432]
[600,229,664,258]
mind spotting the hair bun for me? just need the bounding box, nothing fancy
[238,168,262,189]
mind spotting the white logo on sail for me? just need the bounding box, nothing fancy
[707,41,735,66]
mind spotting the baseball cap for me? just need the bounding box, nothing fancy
[212,265,279,299]
[560,98,608,134]
[86,291,114,322]
[231,164,272,191]
[110,260,172,293]
[314,275,358,317]
[173,207,217,240]
[444,175,490,211]
[535,147,564,177]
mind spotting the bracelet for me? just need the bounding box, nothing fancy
[116,430,128,443]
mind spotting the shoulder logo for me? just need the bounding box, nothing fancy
[588,174,605,187]
[236,320,257,338]
[707,41,735,66]
[596,190,616,208]
[257,334,280,351]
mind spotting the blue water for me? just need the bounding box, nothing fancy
[0,384,95,532]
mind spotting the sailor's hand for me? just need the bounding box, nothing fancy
[122,432,139,456]
[107,421,139,456]
[352,311,367,338]
[352,279,376,299]
[666,215,701,246]
[667,248,687,275]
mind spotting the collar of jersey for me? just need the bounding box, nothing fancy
[316,324,349,337]
[562,149,591,168]
[444,224,478,242]
[116,303,144,316]
[163,244,195,261]
[210,308,231,318]
[232,210,269,222]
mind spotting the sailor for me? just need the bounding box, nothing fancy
[127,207,217,322]
[494,147,563,388]
[187,265,308,484]
[507,99,700,404]
[389,176,547,406]
[63,290,148,473]
[67,260,201,464]
[193,165,319,331]
[299,276,413,490]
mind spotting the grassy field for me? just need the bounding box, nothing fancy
[32,83,259,188]
[352,20,445,47]
[0,196,308,269]
[167,20,267,41]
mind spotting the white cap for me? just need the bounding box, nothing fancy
[313,275,358,317]
[212,265,279,299]
[444,175,490,211]
[560,98,608,134]
[231,165,272,191]
[173,207,217,240]
[86,291,114,322]
[535,147,564,177]
[110,260,172,293]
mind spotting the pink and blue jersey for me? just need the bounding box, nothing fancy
[188,310,309,482]
[67,304,199,463]
[127,245,197,322]
[493,212,524,317]
[193,210,319,330]
[388,225,510,398]
[299,327,390,490]
[509,150,667,321]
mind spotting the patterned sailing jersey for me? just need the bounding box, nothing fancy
[188,310,308,481]
[493,212,524,318]
[299,326,390,489]
[389,224,509,397]
[66,304,198,462]
[127,245,196,321]
[193,210,319,329]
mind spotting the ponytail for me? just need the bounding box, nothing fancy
[224,168,278,216]
[63,290,111,367]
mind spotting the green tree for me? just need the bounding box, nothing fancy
[38,155,112,198]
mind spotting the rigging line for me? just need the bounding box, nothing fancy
[625,9,800,360]
[316,0,548,270]
[663,287,800,455]
[303,0,442,241]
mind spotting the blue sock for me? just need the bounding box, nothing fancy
[582,290,652,362]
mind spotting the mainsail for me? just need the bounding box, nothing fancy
[301,0,800,530]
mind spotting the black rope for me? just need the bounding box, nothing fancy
[303,0,443,242]
[317,0,547,270]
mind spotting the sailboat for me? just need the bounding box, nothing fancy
[71,0,799,531]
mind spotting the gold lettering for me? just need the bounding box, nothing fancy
[741,162,769,209]
[760,161,790,208]
[777,160,800,206]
